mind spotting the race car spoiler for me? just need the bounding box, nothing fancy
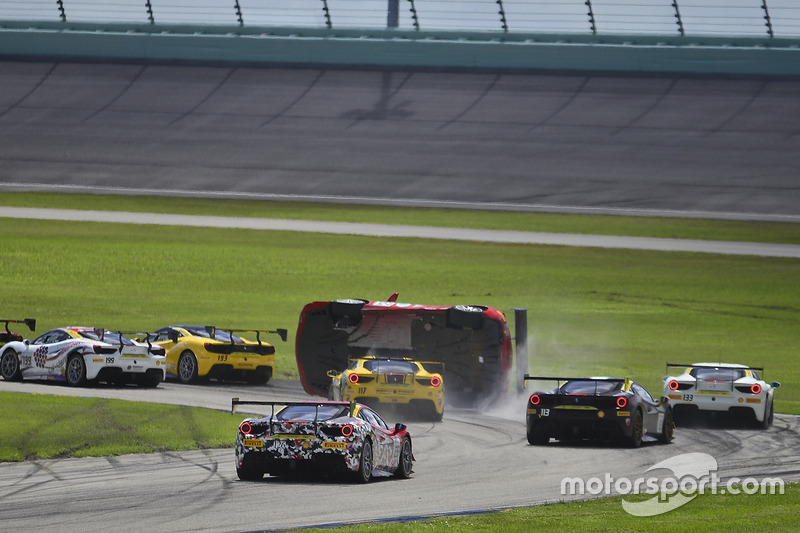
[231,398,357,418]
[205,327,288,344]
[2,318,36,332]
[666,363,765,372]
[93,329,164,354]
[523,375,630,393]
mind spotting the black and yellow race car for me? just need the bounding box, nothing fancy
[524,375,674,447]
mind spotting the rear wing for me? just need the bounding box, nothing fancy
[666,363,764,373]
[1,318,36,332]
[91,329,163,353]
[204,327,288,344]
[231,398,356,418]
[523,375,629,394]
[350,357,445,375]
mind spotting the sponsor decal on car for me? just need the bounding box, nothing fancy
[322,441,347,449]
[242,439,264,447]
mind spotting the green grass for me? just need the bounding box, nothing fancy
[0,391,239,461]
[2,212,799,413]
[3,191,800,243]
[294,484,800,532]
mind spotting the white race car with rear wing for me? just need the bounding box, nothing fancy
[663,362,780,428]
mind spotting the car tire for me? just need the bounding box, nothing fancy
[0,348,23,381]
[446,305,487,329]
[236,457,264,481]
[394,438,413,479]
[177,351,199,384]
[354,439,373,483]
[659,408,675,444]
[246,367,271,385]
[628,409,644,448]
[329,299,368,327]
[760,398,774,429]
[138,374,161,389]
[527,426,549,445]
[66,353,88,387]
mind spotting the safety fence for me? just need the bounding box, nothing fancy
[1,1,798,37]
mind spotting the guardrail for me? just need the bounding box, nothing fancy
[2,1,799,38]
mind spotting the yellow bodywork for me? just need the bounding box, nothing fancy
[152,326,276,382]
[329,357,445,416]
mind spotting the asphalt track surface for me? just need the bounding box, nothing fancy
[1,379,799,533]
[2,61,800,532]
[1,61,800,222]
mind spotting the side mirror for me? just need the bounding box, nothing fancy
[394,423,407,433]
[168,331,180,343]
[661,396,670,404]
[326,370,338,378]
[771,381,781,389]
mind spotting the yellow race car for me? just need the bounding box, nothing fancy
[327,356,445,421]
[144,325,287,384]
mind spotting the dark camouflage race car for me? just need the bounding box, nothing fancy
[524,376,674,447]
[233,399,413,483]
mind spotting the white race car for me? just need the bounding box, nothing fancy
[0,326,167,387]
[663,362,780,428]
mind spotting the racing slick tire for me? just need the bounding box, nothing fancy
[394,438,413,479]
[627,409,644,448]
[760,399,774,429]
[65,353,88,387]
[237,457,264,481]
[177,351,199,384]
[446,305,487,329]
[659,408,675,444]
[246,367,272,385]
[0,348,23,381]
[329,299,368,328]
[354,439,373,483]
[527,426,549,445]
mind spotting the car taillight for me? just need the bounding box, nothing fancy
[616,397,628,409]
[239,421,252,434]
[668,380,679,391]
[349,373,359,384]
[430,376,441,387]
[341,425,353,437]
[530,394,540,405]
[751,383,762,394]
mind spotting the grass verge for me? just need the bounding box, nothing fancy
[294,483,799,532]
[0,391,238,462]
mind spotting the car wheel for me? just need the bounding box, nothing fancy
[177,351,199,384]
[66,354,88,387]
[628,409,644,448]
[760,399,774,429]
[527,426,549,445]
[659,408,675,444]
[246,367,271,385]
[236,457,264,481]
[138,374,161,389]
[354,439,373,483]
[329,299,368,327]
[394,438,413,479]
[0,349,23,381]
[446,305,487,329]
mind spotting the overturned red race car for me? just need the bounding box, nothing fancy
[295,294,513,406]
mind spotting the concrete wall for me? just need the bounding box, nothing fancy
[1,21,799,76]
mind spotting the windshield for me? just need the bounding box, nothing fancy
[692,368,745,381]
[78,330,135,346]
[363,360,417,374]
[560,380,623,395]
[182,326,244,343]
[275,404,349,422]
